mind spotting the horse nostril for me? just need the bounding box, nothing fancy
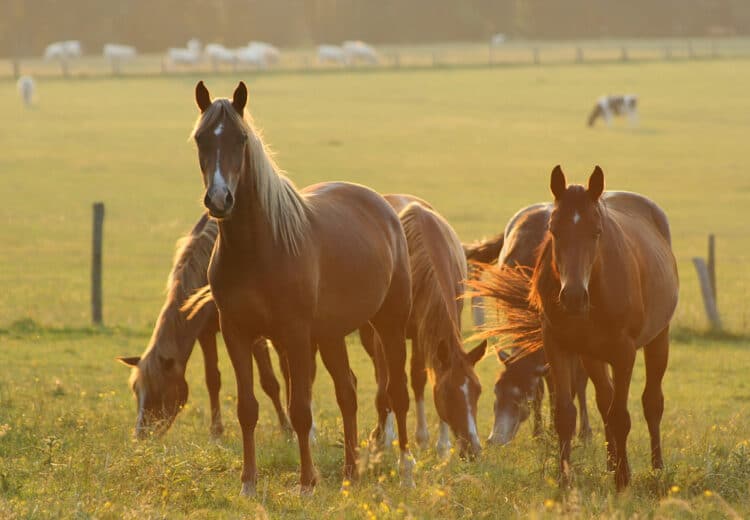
[225,191,234,207]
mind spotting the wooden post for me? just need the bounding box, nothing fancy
[12,59,20,79]
[92,202,105,325]
[621,46,628,62]
[707,234,716,301]
[664,45,671,60]
[532,47,540,65]
[576,47,584,63]
[693,258,722,330]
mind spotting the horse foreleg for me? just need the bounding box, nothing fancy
[220,318,259,497]
[410,336,430,450]
[546,339,577,487]
[574,358,592,442]
[279,329,318,494]
[609,341,636,491]
[642,326,669,471]
[252,337,293,436]
[580,355,615,470]
[197,329,223,438]
[319,337,359,483]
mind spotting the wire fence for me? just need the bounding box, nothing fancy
[4,38,750,80]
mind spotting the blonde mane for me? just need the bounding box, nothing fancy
[191,99,309,255]
[399,203,468,373]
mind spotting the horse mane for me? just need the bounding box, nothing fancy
[131,215,218,390]
[400,203,468,372]
[191,99,309,255]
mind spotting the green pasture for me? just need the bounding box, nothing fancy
[1,60,749,517]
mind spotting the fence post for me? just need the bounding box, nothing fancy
[664,45,671,60]
[692,234,721,331]
[532,47,540,65]
[92,202,105,325]
[576,47,584,63]
[12,59,20,79]
[707,233,716,302]
[621,46,629,62]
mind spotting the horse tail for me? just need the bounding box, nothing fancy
[181,284,215,321]
[463,232,505,265]
[466,264,543,358]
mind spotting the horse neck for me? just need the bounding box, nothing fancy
[148,288,209,366]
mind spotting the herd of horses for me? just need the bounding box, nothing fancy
[118,81,679,496]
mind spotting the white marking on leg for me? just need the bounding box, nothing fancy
[436,421,452,457]
[384,411,396,448]
[398,450,416,488]
[573,211,580,225]
[415,399,429,448]
[461,379,481,449]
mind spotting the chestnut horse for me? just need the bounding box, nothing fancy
[361,197,487,458]
[465,204,591,446]
[191,82,413,495]
[117,214,292,439]
[473,166,677,490]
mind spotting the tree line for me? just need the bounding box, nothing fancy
[2,0,749,58]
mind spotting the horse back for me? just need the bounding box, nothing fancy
[499,203,552,269]
[601,191,678,345]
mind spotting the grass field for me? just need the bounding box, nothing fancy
[1,59,749,517]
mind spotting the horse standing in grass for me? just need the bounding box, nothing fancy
[361,197,487,459]
[474,166,677,490]
[465,204,590,446]
[191,81,413,495]
[118,214,291,438]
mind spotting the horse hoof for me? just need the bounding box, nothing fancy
[210,423,224,439]
[300,485,315,496]
[240,481,256,497]
[399,451,416,488]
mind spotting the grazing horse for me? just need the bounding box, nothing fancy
[361,197,487,459]
[472,166,677,490]
[117,214,292,439]
[587,95,638,127]
[465,204,591,446]
[191,81,413,495]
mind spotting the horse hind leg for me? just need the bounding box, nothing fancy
[580,356,615,470]
[197,329,224,438]
[642,326,669,470]
[410,335,430,450]
[371,271,414,487]
[252,337,293,436]
[318,337,359,483]
[359,325,392,450]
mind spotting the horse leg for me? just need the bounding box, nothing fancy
[574,358,593,442]
[411,336,430,450]
[609,342,636,491]
[220,318,259,497]
[252,337,293,436]
[360,324,392,449]
[642,326,669,470]
[197,329,224,438]
[318,337,359,483]
[532,377,545,438]
[278,329,318,493]
[546,341,576,487]
[580,356,615,470]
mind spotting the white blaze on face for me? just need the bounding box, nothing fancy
[461,378,480,446]
[213,122,224,136]
[573,211,581,225]
[136,388,146,431]
[212,148,227,191]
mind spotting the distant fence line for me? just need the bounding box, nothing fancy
[5,39,750,80]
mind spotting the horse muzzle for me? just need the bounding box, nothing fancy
[204,188,234,219]
[559,284,590,315]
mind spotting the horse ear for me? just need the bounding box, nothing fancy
[496,348,511,365]
[232,81,248,114]
[466,340,487,366]
[588,165,605,201]
[195,81,211,113]
[117,356,140,368]
[550,165,567,200]
[158,355,176,372]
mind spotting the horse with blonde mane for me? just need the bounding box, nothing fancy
[191,81,413,495]
[117,214,292,439]
[473,166,678,490]
[361,196,487,459]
